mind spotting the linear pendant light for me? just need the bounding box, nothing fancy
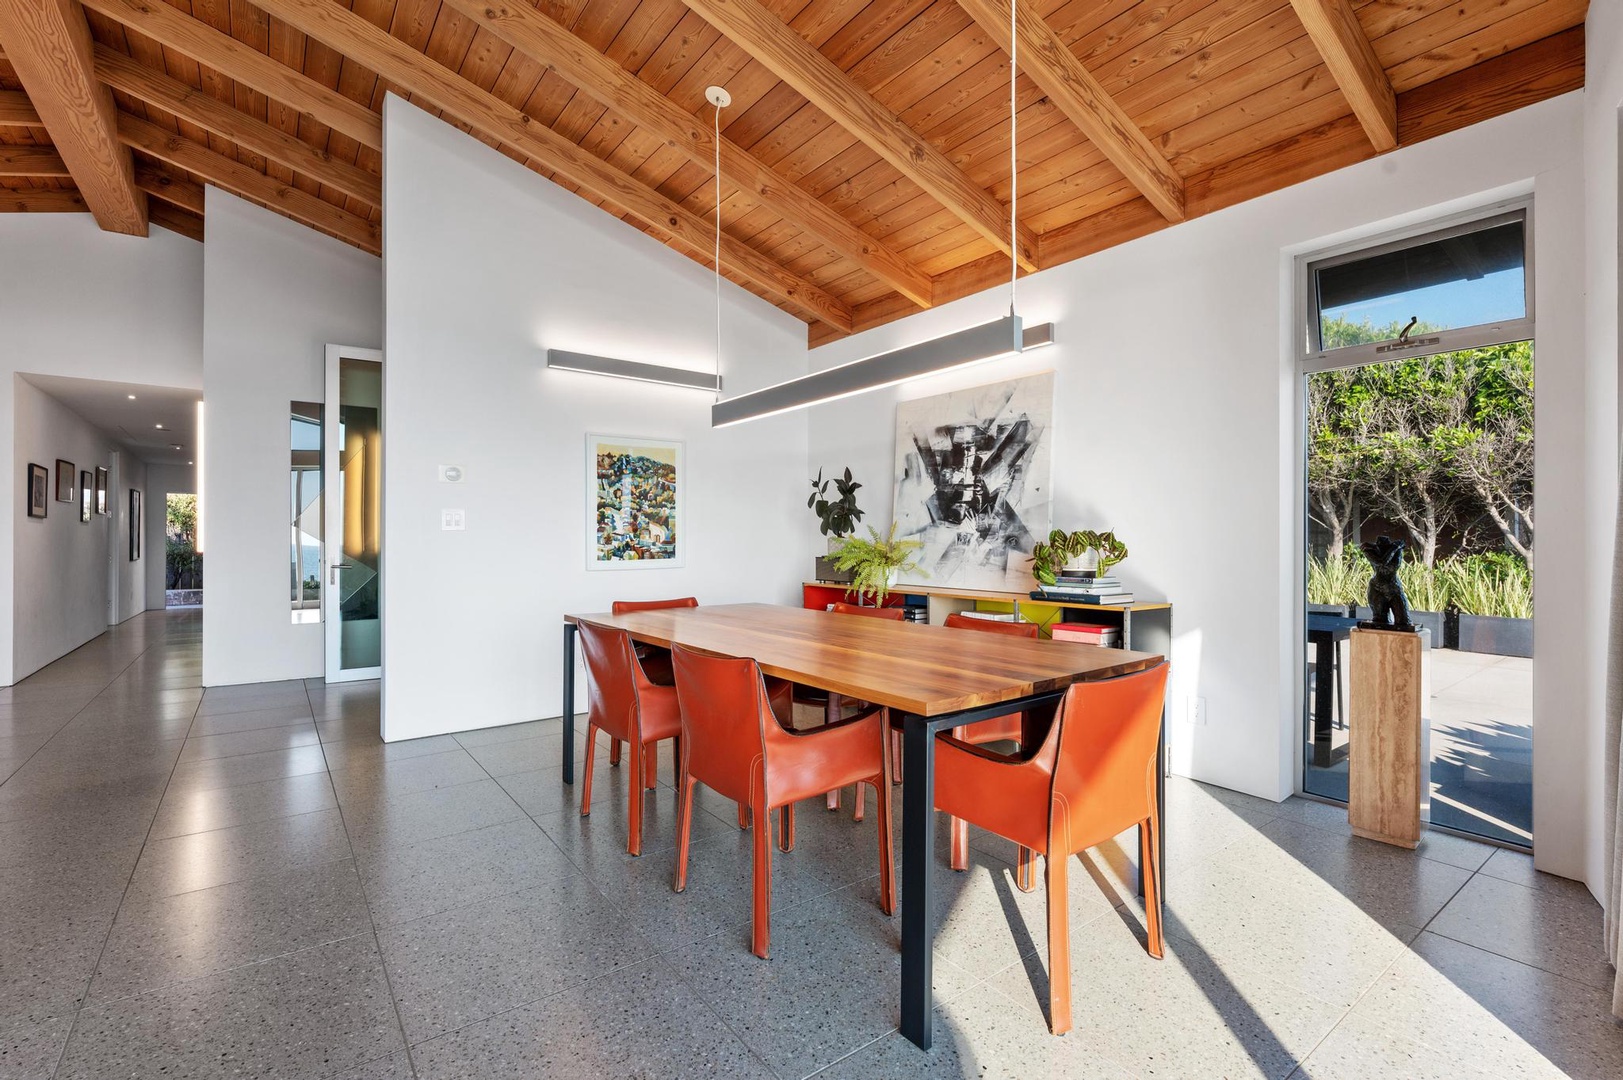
[709,1,1048,429]
[545,349,721,392]
[712,319,1054,427]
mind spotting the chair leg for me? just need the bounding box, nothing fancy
[626,736,645,857]
[851,780,866,822]
[1140,814,1165,959]
[643,742,658,790]
[673,776,696,892]
[825,695,841,810]
[875,770,895,916]
[580,723,599,817]
[778,802,797,852]
[889,728,902,784]
[950,815,969,871]
[1016,846,1036,892]
[751,804,773,959]
[609,738,622,766]
[737,803,749,829]
[1046,852,1072,1035]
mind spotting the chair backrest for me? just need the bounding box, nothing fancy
[943,612,1040,639]
[829,601,906,621]
[670,644,774,805]
[576,620,652,742]
[611,596,699,614]
[1044,662,1170,848]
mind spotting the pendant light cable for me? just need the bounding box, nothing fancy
[1009,0,1018,317]
[714,101,723,400]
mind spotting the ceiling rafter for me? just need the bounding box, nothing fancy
[95,45,380,207]
[437,0,933,309]
[0,188,89,212]
[134,161,203,213]
[0,145,72,176]
[79,0,382,150]
[955,0,1183,223]
[678,0,1038,273]
[149,199,203,241]
[0,89,41,127]
[0,0,145,233]
[250,0,853,332]
[117,112,380,252]
[1288,0,1397,151]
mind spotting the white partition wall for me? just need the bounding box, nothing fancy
[201,189,382,687]
[381,95,814,742]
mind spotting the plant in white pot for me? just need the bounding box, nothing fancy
[831,524,926,607]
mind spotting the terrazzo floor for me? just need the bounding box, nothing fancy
[1,609,1619,1078]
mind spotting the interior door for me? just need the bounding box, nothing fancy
[323,345,383,683]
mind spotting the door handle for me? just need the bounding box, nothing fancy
[329,560,353,585]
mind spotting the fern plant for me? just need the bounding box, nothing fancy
[832,524,924,606]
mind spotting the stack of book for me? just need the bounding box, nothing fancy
[1051,622,1121,647]
[1032,573,1135,605]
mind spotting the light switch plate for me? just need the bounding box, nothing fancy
[439,464,464,483]
[441,509,465,531]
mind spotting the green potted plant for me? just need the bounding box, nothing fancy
[832,524,925,607]
[1030,528,1129,587]
[809,467,865,582]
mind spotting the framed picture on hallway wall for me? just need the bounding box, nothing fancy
[79,471,92,523]
[129,489,141,561]
[586,434,684,570]
[55,459,74,502]
[26,463,47,519]
[95,467,108,515]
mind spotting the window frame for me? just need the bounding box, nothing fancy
[1297,199,1535,373]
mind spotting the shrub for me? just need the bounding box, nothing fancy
[1306,550,1531,619]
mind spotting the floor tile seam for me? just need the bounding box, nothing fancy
[46,622,202,1080]
[1153,920,1379,1016]
[1416,864,1487,938]
[353,813,556,873]
[125,851,361,904]
[313,673,422,1080]
[1416,925,1617,994]
[176,731,322,763]
[792,1029,892,1080]
[956,973,1152,1078]
[166,763,338,799]
[147,796,343,843]
[1258,807,1506,873]
[326,746,494,790]
[79,920,379,1010]
[643,942,796,1080]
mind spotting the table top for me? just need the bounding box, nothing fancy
[566,603,1162,716]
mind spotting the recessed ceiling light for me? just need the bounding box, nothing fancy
[154,423,164,429]
[127,394,137,400]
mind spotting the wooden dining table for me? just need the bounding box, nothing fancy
[560,602,1164,1050]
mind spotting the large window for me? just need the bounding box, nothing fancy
[1301,205,1531,370]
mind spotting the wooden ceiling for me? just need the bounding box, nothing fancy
[0,0,1590,344]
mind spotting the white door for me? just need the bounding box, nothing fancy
[323,345,383,683]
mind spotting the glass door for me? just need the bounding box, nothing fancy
[323,345,382,682]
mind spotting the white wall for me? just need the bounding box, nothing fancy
[13,377,118,680]
[201,188,382,687]
[144,463,198,609]
[381,95,813,741]
[0,216,203,685]
[807,93,1599,888]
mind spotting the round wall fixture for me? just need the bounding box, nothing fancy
[704,85,731,109]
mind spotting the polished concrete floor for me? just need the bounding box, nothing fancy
[1,610,1618,1079]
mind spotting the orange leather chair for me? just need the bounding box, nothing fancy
[670,643,895,959]
[933,662,1169,1034]
[575,619,682,857]
[818,601,906,814]
[606,597,697,778]
[940,613,1040,870]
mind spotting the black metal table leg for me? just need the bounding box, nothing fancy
[899,711,936,1050]
[1310,630,1335,768]
[562,623,577,785]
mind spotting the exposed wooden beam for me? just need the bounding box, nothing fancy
[134,162,203,214]
[118,112,379,253]
[79,0,381,150]
[0,0,145,232]
[679,0,1037,272]
[149,200,202,241]
[956,0,1183,223]
[95,46,380,207]
[811,25,1586,348]
[0,89,41,127]
[252,0,852,331]
[1288,0,1396,151]
[438,0,932,308]
[0,187,88,212]
[0,146,71,176]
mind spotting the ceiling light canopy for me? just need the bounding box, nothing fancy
[712,317,1053,428]
[545,349,721,392]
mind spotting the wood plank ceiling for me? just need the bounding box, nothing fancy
[0,0,1591,344]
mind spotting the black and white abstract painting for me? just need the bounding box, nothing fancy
[891,372,1054,591]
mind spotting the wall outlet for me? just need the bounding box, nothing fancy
[1187,696,1207,726]
[441,509,465,531]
